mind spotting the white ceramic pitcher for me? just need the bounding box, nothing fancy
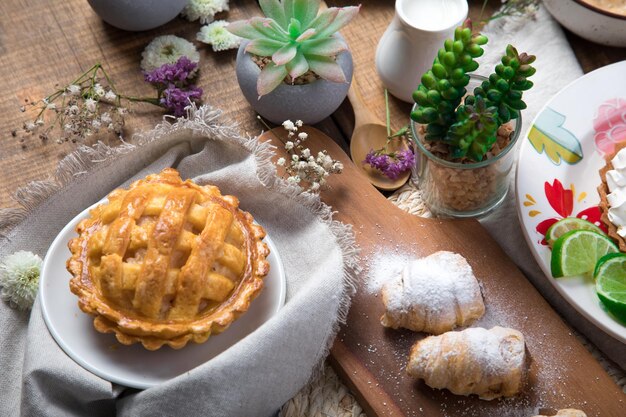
[375,0,468,103]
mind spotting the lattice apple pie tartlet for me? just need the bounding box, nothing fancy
[67,168,270,350]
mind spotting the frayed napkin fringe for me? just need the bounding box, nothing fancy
[0,103,360,382]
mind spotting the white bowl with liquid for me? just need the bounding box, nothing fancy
[375,0,468,103]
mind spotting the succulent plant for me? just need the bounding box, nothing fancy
[411,20,488,142]
[411,21,536,162]
[227,0,360,96]
[446,97,498,161]
[467,45,536,124]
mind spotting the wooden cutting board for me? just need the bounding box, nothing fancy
[261,127,625,417]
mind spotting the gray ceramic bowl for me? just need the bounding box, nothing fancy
[87,0,187,32]
[543,0,626,47]
[235,39,353,125]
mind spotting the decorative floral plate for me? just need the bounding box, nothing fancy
[40,201,286,389]
[516,61,626,344]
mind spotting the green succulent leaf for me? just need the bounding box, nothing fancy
[307,55,346,83]
[292,0,321,28]
[475,43,536,124]
[241,17,289,41]
[257,62,289,97]
[272,43,298,66]
[245,38,284,56]
[286,51,309,79]
[259,0,288,29]
[302,37,347,56]
[288,18,301,38]
[295,28,316,42]
[310,6,360,38]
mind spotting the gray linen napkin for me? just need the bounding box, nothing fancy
[0,106,359,416]
[477,8,626,368]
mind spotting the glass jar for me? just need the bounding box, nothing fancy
[410,75,522,218]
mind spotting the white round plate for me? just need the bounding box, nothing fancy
[40,201,286,389]
[516,61,626,344]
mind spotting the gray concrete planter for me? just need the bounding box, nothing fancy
[235,39,353,125]
[87,0,187,31]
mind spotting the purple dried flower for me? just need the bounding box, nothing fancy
[144,56,198,85]
[363,147,415,180]
[160,84,203,116]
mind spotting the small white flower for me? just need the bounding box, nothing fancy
[141,35,200,72]
[291,154,299,162]
[287,175,301,184]
[64,123,73,132]
[104,90,117,101]
[282,120,295,131]
[295,120,303,127]
[23,122,36,132]
[197,20,241,52]
[35,119,44,126]
[100,112,112,124]
[333,161,344,172]
[69,105,80,115]
[84,98,97,113]
[92,119,101,129]
[277,157,286,166]
[301,148,311,158]
[0,251,42,310]
[117,107,128,115]
[67,84,81,96]
[285,141,294,151]
[308,155,315,162]
[297,161,308,170]
[46,102,56,110]
[94,83,105,97]
[182,0,229,24]
[298,132,308,140]
[310,182,320,192]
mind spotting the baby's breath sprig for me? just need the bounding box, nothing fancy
[19,63,139,145]
[258,116,343,193]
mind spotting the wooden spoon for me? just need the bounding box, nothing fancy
[347,78,411,191]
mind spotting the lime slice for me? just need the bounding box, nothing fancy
[546,217,605,247]
[551,230,619,278]
[594,253,626,322]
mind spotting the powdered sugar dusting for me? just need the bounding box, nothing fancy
[364,250,415,295]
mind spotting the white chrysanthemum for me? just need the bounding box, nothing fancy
[197,20,241,52]
[140,35,200,72]
[182,0,229,24]
[0,251,42,310]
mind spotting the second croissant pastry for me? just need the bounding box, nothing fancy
[407,326,526,400]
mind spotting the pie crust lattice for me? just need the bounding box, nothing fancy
[67,168,270,350]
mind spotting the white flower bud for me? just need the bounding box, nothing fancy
[67,84,81,96]
[282,120,295,131]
